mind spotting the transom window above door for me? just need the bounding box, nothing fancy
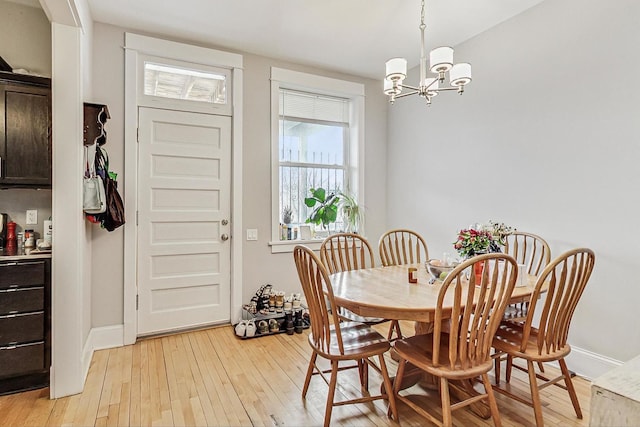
[137,54,232,115]
[143,61,227,104]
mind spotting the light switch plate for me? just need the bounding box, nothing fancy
[26,210,38,225]
[246,229,258,241]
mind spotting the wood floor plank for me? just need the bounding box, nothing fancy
[22,388,56,427]
[0,324,592,427]
[2,389,32,426]
[128,341,142,427]
[191,329,250,426]
[179,333,222,426]
[44,395,70,427]
[75,348,110,426]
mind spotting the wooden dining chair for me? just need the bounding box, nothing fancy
[491,248,595,427]
[293,245,398,427]
[496,231,551,382]
[377,229,429,340]
[378,228,429,267]
[320,233,402,341]
[392,253,518,427]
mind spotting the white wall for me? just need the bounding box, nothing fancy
[386,0,639,374]
[0,0,51,76]
[88,23,389,326]
[90,24,125,328]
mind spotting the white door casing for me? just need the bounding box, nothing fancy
[137,107,231,335]
[124,33,243,345]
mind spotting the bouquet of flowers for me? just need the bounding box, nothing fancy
[453,221,514,259]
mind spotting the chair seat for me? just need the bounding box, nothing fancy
[394,333,494,380]
[309,321,390,360]
[493,321,571,362]
[338,307,386,325]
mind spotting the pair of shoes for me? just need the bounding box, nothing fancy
[258,320,269,334]
[235,320,247,336]
[246,320,256,337]
[285,312,295,335]
[294,310,304,334]
[269,318,280,332]
[235,320,256,337]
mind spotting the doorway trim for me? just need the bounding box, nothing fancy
[123,33,243,345]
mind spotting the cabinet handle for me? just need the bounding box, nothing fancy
[0,341,43,350]
[0,156,2,177]
[0,310,43,319]
[0,286,44,293]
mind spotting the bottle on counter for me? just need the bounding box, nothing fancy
[24,229,35,248]
[5,222,17,253]
[44,217,53,244]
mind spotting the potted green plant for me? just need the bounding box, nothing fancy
[304,188,340,231]
[282,206,293,225]
[282,206,293,240]
[338,191,362,233]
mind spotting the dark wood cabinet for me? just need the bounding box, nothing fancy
[0,259,50,395]
[0,72,52,187]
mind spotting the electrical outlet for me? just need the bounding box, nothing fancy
[246,229,258,241]
[26,210,38,225]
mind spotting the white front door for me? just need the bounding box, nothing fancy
[137,107,231,335]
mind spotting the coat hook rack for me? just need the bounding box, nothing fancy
[83,102,110,146]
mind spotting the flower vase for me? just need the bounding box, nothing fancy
[473,261,484,284]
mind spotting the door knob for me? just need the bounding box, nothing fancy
[221,234,229,241]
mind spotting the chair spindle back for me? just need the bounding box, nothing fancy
[293,245,345,354]
[320,233,375,274]
[504,231,551,276]
[520,248,595,355]
[378,229,429,267]
[433,253,518,370]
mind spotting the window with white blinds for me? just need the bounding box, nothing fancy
[270,67,365,250]
[278,89,349,235]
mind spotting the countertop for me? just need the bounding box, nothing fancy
[0,247,52,260]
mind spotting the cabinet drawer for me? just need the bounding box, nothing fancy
[0,311,44,343]
[0,262,45,289]
[0,342,44,378]
[0,287,44,315]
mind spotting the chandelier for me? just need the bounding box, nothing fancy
[384,0,472,105]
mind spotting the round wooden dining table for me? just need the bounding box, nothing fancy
[330,263,539,419]
[331,263,536,325]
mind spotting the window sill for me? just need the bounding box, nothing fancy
[269,239,323,254]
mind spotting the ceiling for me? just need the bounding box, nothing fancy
[86,0,542,79]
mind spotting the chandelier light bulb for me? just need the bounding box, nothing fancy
[384,79,400,95]
[429,46,454,73]
[385,58,407,81]
[450,63,472,86]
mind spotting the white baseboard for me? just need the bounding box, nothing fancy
[81,324,125,381]
[556,346,623,381]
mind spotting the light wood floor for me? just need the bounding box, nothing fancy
[0,322,592,426]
